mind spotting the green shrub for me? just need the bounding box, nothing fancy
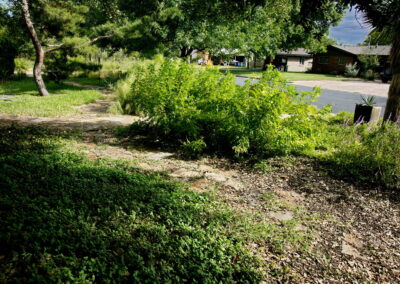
[358,55,380,72]
[362,69,376,81]
[117,59,327,157]
[344,63,359,78]
[325,123,400,188]
[14,57,32,73]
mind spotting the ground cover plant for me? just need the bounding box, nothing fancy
[0,126,267,282]
[322,120,400,189]
[117,59,329,157]
[0,78,101,117]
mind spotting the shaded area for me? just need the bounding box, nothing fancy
[0,127,261,282]
[0,78,81,96]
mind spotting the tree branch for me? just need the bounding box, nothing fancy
[89,35,112,43]
[44,35,112,54]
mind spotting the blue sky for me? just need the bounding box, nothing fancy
[329,9,371,45]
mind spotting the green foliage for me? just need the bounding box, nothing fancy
[182,139,208,158]
[361,95,377,106]
[0,127,264,282]
[358,55,380,72]
[45,53,102,82]
[363,27,393,45]
[362,69,376,81]
[14,58,33,73]
[324,123,400,188]
[344,63,359,78]
[117,59,326,157]
[0,4,26,80]
[0,78,101,116]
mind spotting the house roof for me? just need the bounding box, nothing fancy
[276,48,312,57]
[332,45,391,56]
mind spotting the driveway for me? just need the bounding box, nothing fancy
[235,77,388,114]
[292,80,389,98]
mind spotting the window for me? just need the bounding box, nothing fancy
[319,56,329,64]
[299,57,305,65]
[338,56,345,65]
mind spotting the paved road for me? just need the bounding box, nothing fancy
[235,77,387,114]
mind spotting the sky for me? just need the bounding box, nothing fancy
[329,9,372,45]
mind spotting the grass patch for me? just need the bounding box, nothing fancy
[225,70,358,81]
[65,77,117,88]
[0,78,102,117]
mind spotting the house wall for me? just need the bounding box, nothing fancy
[286,57,313,72]
[312,55,355,73]
[312,47,356,74]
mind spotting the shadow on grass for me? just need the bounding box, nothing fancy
[0,127,261,283]
[0,78,83,96]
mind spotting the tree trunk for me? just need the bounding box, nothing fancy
[180,47,194,59]
[21,0,49,96]
[383,29,400,122]
[262,55,273,71]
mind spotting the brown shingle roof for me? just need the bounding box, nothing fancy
[332,45,391,56]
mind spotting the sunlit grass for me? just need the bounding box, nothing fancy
[0,78,102,117]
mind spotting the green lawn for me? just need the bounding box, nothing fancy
[0,78,102,117]
[225,69,358,81]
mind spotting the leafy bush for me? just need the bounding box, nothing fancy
[324,122,400,188]
[344,63,359,78]
[14,57,32,73]
[358,55,380,72]
[117,59,327,157]
[362,69,376,81]
[0,127,262,282]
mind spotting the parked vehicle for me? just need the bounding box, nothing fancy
[380,65,392,83]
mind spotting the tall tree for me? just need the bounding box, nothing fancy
[5,0,111,96]
[21,0,49,96]
[0,2,26,79]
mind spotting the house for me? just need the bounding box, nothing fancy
[312,45,391,74]
[273,48,313,72]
